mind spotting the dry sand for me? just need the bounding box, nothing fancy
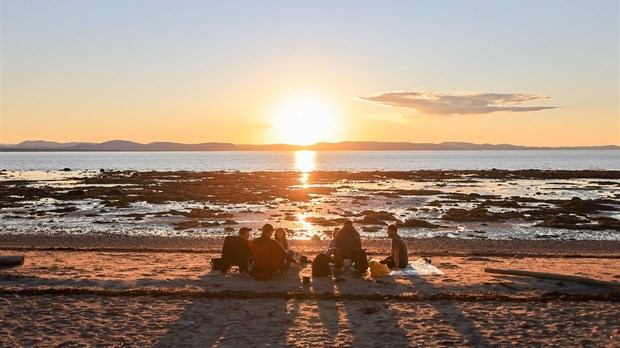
[1,238,619,347]
[2,296,617,347]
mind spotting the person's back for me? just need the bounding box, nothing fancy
[335,222,361,250]
[250,224,293,277]
[250,234,277,274]
[220,227,252,273]
[334,220,366,274]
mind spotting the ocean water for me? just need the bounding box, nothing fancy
[1,150,619,171]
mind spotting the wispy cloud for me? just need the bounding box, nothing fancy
[356,90,557,115]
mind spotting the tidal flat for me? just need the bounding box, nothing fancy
[1,169,619,241]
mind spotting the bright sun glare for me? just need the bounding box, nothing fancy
[272,95,337,146]
[295,150,316,187]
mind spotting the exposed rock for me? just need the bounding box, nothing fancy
[359,210,399,223]
[105,189,124,196]
[535,214,588,229]
[67,189,86,197]
[481,200,521,208]
[51,206,79,214]
[173,220,200,230]
[558,197,617,214]
[591,216,620,231]
[394,189,443,196]
[444,192,500,201]
[305,217,342,226]
[398,219,441,228]
[442,207,522,222]
[362,226,381,232]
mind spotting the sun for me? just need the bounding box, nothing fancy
[271,94,338,146]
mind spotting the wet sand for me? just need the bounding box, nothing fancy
[1,234,619,257]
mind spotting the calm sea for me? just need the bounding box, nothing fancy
[1,150,619,171]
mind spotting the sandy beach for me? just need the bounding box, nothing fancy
[1,237,619,347]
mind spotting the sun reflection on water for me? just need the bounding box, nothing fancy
[296,212,316,238]
[300,172,310,186]
[295,150,316,187]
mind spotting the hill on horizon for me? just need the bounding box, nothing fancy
[0,140,618,152]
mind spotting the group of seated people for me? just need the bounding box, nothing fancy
[215,219,408,279]
[217,224,300,278]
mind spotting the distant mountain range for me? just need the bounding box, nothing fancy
[0,140,618,151]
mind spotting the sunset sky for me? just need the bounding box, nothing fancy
[1,1,618,146]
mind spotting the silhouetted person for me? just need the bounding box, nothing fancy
[250,224,296,278]
[380,224,408,268]
[274,227,295,259]
[219,227,252,273]
[334,220,367,274]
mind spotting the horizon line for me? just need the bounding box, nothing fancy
[1,139,619,150]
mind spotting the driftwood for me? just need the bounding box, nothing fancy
[0,256,25,266]
[485,268,620,288]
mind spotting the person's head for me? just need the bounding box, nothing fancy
[343,220,353,227]
[332,227,340,238]
[238,227,251,240]
[261,223,274,237]
[274,228,287,241]
[387,224,398,238]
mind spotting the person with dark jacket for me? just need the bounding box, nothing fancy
[220,227,252,273]
[250,224,296,278]
[334,220,367,274]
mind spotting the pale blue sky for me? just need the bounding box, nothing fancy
[2,0,618,145]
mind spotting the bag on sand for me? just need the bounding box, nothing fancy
[369,260,390,277]
[312,253,332,277]
[211,258,223,272]
[355,249,369,275]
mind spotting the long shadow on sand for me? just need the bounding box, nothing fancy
[311,277,362,345]
[404,275,491,347]
[153,270,299,347]
[333,276,412,347]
